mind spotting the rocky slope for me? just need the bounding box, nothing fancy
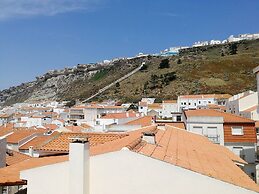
[1,39,259,106]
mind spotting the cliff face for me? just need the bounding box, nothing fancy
[0,56,147,106]
[1,39,259,106]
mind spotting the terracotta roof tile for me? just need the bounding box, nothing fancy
[6,131,37,144]
[132,125,258,192]
[19,132,60,150]
[43,124,59,130]
[64,126,84,133]
[6,128,48,144]
[6,150,31,166]
[39,132,128,152]
[126,116,154,127]
[0,125,257,192]
[185,109,254,123]
[148,103,162,109]
[0,155,67,186]
[101,111,139,119]
[180,94,232,99]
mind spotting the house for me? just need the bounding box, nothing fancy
[147,103,162,117]
[227,91,258,120]
[138,101,148,115]
[178,94,231,111]
[0,125,259,194]
[140,98,156,105]
[19,131,60,157]
[95,111,140,126]
[69,105,126,125]
[183,109,257,180]
[20,115,52,128]
[241,106,259,121]
[192,41,209,47]
[5,129,45,151]
[161,100,181,120]
[0,114,12,126]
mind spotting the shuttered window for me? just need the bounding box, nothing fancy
[231,126,243,135]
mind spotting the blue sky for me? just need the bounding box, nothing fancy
[0,0,259,90]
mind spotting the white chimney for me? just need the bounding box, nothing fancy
[142,132,156,145]
[29,146,34,157]
[0,138,6,168]
[69,137,89,194]
[126,112,129,117]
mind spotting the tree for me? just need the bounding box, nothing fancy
[177,58,182,64]
[159,59,170,69]
[127,104,138,111]
[115,82,120,88]
[65,100,76,107]
[229,43,237,55]
[140,63,148,71]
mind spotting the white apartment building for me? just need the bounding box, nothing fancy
[178,94,231,111]
[161,100,180,120]
[69,105,126,125]
[227,91,258,120]
[192,41,209,47]
[228,33,259,43]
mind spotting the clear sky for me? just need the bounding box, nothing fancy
[0,0,259,90]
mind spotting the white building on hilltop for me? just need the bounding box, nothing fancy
[228,33,259,43]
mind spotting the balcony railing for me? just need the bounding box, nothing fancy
[205,135,220,144]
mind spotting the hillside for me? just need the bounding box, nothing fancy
[1,39,259,106]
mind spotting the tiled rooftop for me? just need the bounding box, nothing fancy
[6,130,45,144]
[19,132,60,150]
[39,132,128,152]
[101,111,139,119]
[126,116,153,127]
[180,94,232,99]
[185,109,254,123]
[6,150,31,166]
[131,125,259,192]
[0,125,258,192]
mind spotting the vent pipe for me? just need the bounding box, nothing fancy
[142,132,156,145]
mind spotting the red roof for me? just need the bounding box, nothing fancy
[185,109,254,123]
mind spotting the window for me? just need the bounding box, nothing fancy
[199,101,201,104]
[231,126,243,135]
[192,126,203,135]
[188,103,191,105]
[176,115,181,121]
[184,102,186,105]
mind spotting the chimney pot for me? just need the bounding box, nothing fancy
[142,132,156,145]
[29,146,34,157]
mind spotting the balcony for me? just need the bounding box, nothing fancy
[205,135,220,144]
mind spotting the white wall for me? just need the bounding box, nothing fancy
[239,92,258,112]
[21,162,69,194]
[185,116,224,145]
[162,103,178,118]
[21,150,258,194]
[178,97,216,111]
